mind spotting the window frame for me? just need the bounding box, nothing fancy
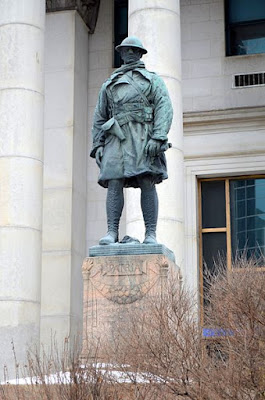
[225,0,265,56]
[198,175,265,324]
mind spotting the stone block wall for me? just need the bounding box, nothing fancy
[181,0,265,112]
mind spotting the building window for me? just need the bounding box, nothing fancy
[114,0,128,68]
[199,176,265,313]
[225,0,265,56]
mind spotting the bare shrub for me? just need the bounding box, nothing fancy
[1,257,264,400]
[0,336,124,400]
[203,256,265,400]
[110,275,204,399]
[110,258,265,400]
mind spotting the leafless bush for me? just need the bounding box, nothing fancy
[1,256,264,400]
[203,256,265,400]
[0,335,124,400]
[108,274,203,399]
[110,257,265,400]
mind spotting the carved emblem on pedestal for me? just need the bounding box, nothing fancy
[84,256,162,305]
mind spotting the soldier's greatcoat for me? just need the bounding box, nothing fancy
[90,61,173,188]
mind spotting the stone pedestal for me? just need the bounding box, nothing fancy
[81,245,179,361]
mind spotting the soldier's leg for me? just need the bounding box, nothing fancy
[99,179,124,245]
[138,176,158,245]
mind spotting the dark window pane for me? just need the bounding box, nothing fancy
[236,187,246,200]
[237,201,246,218]
[203,232,227,273]
[246,179,255,186]
[245,217,256,230]
[247,199,256,216]
[230,179,265,261]
[247,185,255,199]
[236,180,245,187]
[226,0,265,56]
[237,218,245,232]
[248,230,255,247]
[230,22,265,56]
[202,232,227,304]
[238,231,247,249]
[201,181,226,228]
[114,0,128,68]
[247,216,255,230]
[228,0,265,23]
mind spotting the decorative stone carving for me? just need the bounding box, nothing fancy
[84,256,163,305]
[81,253,179,361]
[46,0,100,33]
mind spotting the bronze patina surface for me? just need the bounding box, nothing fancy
[90,36,173,246]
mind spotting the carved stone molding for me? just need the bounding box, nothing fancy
[46,0,100,33]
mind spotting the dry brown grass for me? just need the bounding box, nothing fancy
[0,384,138,400]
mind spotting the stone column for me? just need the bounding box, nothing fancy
[127,0,184,267]
[0,0,45,369]
[41,10,89,349]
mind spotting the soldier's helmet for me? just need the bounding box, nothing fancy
[115,36,147,54]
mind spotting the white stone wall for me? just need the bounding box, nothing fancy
[183,109,265,293]
[42,11,88,346]
[183,105,265,292]
[181,0,265,294]
[86,0,126,250]
[181,0,265,112]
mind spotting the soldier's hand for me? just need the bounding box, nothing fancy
[95,146,104,167]
[145,139,161,157]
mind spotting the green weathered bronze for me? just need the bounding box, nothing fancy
[90,36,173,246]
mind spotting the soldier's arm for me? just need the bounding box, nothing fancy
[150,74,173,142]
[90,83,109,158]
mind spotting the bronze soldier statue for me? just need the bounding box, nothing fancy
[90,36,173,245]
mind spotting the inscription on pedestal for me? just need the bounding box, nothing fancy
[84,256,160,305]
[101,262,146,276]
[81,253,179,362]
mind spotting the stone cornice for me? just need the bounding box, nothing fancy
[46,0,100,33]
[183,106,265,135]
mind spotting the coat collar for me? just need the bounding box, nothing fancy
[106,61,153,87]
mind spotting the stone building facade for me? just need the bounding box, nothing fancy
[0,0,265,371]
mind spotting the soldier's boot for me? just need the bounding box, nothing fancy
[140,179,158,245]
[99,179,124,245]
